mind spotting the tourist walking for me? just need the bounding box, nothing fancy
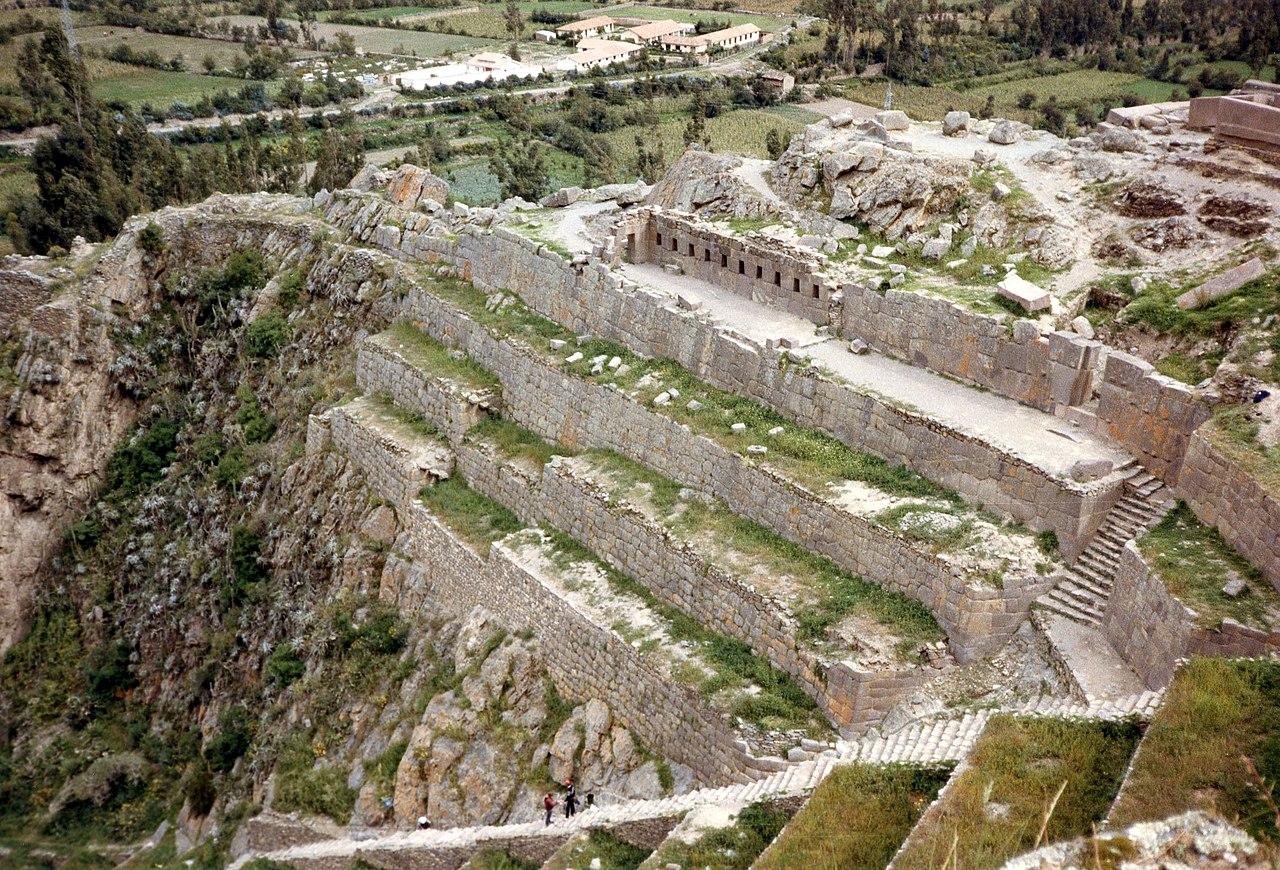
[543,792,557,826]
[564,779,578,818]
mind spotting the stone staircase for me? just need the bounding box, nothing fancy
[230,691,1164,869]
[1036,469,1174,627]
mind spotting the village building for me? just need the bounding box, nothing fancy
[555,15,617,42]
[619,19,696,45]
[392,53,541,90]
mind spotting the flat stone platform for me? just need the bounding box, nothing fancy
[620,262,1131,483]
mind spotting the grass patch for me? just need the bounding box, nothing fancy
[362,393,442,441]
[468,417,565,468]
[581,450,942,655]
[1138,502,1280,631]
[384,322,500,392]
[1153,351,1219,385]
[1119,265,1280,338]
[1201,408,1280,496]
[1109,657,1280,844]
[420,477,526,550]
[896,715,1141,869]
[757,763,952,869]
[273,735,357,825]
[542,829,651,870]
[649,801,793,870]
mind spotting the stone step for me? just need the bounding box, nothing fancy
[1062,568,1109,599]
[1049,579,1107,613]
[1037,592,1103,627]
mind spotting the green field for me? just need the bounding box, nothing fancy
[599,104,818,165]
[90,63,271,107]
[217,15,496,58]
[72,25,319,70]
[609,3,789,32]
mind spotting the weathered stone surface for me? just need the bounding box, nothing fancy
[942,111,970,136]
[996,273,1050,311]
[387,164,451,209]
[876,109,911,131]
[988,120,1020,145]
[1176,258,1265,310]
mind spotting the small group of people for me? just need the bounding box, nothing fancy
[543,779,594,825]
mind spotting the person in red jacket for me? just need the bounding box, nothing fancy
[543,792,557,826]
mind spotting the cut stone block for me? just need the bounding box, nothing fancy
[997,273,1051,311]
[876,109,911,131]
[1176,257,1265,310]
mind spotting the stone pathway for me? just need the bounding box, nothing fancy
[230,691,1163,868]
[1040,615,1147,700]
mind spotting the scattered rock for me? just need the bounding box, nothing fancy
[1111,181,1185,218]
[1069,316,1095,340]
[997,273,1051,312]
[1176,258,1265,311]
[1222,575,1247,598]
[848,338,869,354]
[1198,195,1271,237]
[988,120,1020,145]
[540,186,582,208]
[991,182,1012,201]
[942,110,970,136]
[876,110,911,131]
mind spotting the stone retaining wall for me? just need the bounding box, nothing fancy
[1096,352,1210,485]
[317,190,1117,554]
[838,281,1100,414]
[389,283,1051,662]
[322,404,454,509]
[0,270,53,323]
[382,505,773,786]
[1177,428,1280,591]
[1103,543,1280,688]
[355,333,931,728]
[355,333,499,443]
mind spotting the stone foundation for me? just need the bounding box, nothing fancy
[389,284,1049,662]
[1103,543,1280,688]
[1177,428,1280,591]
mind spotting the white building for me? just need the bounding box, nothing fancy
[659,34,707,55]
[394,53,541,90]
[619,19,695,45]
[555,15,616,42]
[700,23,761,51]
[555,38,643,72]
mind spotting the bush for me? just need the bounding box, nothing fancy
[137,222,166,257]
[203,708,253,774]
[235,386,276,443]
[227,526,269,603]
[267,644,305,687]
[332,602,408,657]
[214,447,249,490]
[83,640,135,704]
[104,417,182,499]
[245,310,291,359]
[274,764,355,824]
[183,760,217,817]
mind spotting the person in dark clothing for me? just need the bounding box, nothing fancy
[564,779,578,817]
[585,792,594,811]
[543,792,557,826]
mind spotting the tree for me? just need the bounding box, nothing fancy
[309,122,364,194]
[333,30,357,56]
[765,127,787,159]
[504,0,524,45]
[682,93,710,150]
[633,135,664,183]
[489,139,548,201]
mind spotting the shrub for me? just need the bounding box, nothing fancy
[245,310,291,359]
[104,417,182,499]
[214,448,249,490]
[227,526,269,603]
[83,640,135,704]
[183,760,217,817]
[273,764,355,824]
[267,644,305,687]
[137,222,166,257]
[203,708,253,774]
[332,602,408,657]
[235,386,277,444]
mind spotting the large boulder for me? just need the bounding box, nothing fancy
[387,164,450,209]
[943,110,970,136]
[876,109,911,131]
[988,120,1020,145]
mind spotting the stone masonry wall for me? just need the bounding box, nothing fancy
[382,505,772,786]
[355,333,500,443]
[1104,542,1280,688]
[838,281,1100,414]
[0,270,54,323]
[634,211,834,324]
[324,403,454,509]
[1102,543,1195,688]
[1096,351,1210,485]
[388,283,1051,662]
[1177,427,1280,591]
[355,335,930,728]
[317,190,1118,555]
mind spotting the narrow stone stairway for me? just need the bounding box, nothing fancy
[1036,469,1175,627]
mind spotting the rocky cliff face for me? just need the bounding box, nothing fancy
[0,196,669,865]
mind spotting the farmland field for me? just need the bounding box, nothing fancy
[216,15,498,57]
[607,3,790,32]
[90,62,272,107]
[845,68,1175,125]
[71,25,320,70]
[318,5,463,22]
[598,105,814,166]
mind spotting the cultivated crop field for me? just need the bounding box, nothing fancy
[610,4,789,32]
[216,15,497,58]
[599,104,818,165]
[845,68,1159,125]
[71,25,318,70]
[90,63,269,107]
